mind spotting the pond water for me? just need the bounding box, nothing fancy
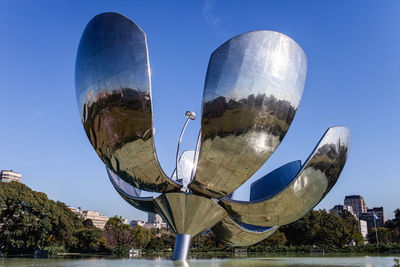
[0,256,399,267]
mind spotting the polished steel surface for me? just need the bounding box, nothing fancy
[107,168,156,213]
[249,160,301,201]
[75,12,180,193]
[172,150,197,188]
[153,193,227,236]
[76,13,351,261]
[211,216,278,246]
[190,30,308,198]
[172,234,192,261]
[220,126,351,227]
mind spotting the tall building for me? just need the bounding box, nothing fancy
[360,207,385,231]
[148,212,163,224]
[344,195,367,219]
[0,170,21,183]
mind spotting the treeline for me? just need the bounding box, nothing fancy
[367,209,400,244]
[0,182,169,255]
[1,182,400,256]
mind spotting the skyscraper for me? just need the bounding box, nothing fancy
[344,195,367,219]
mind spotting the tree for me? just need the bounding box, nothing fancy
[338,210,364,245]
[73,228,103,251]
[367,209,400,244]
[0,182,83,252]
[367,227,392,244]
[146,238,164,251]
[132,226,152,248]
[264,230,287,246]
[281,209,364,248]
[386,209,400,231]
[104,216,136,247]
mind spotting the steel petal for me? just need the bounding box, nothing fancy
[75,12,180,193]
[211,216,278,246]
[107,167,156,213]
[190,31,307,198]
[221,126,351,226]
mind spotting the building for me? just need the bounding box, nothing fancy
[359,220,368,240]
[69,207,109,229]
[130,220,145,228]
[144,221,168,229]
[148,212,163,224]
[145,212,167,229]
[0,170,21,183]
[344,195,367,219]
[80,210,109,229]
[360,207,385,232]
[331,204,357,218]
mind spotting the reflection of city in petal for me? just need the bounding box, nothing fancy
[75,12,351,261]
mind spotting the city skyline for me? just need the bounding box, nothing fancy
[0,1,399,222]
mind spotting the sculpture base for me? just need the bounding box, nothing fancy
[172,234,191,261]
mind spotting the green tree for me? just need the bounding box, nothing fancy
[0,182,82,252]
[338,210,364,245]
[73,228,103,251]
[146,237,164,251]
[281,209,363,248]
[132,226,152,248]
[367,227,392,244]
[104,216,136,247]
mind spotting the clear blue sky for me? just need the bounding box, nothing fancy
[0,0,399,221]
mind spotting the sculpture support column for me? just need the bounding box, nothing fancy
[172,234,191,261]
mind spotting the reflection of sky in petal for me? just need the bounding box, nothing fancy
[107,168,141,198]
[248,132,279,155]
[172,150,198,188]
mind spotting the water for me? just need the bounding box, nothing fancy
[0,256,399,267]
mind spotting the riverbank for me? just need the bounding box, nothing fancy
[1,255,400,267]
[3,243,400,258]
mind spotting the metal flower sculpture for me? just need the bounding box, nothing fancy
[75,13,351,261]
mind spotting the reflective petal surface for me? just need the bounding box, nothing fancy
[190,31,307,198]
[107,168,156,213]
[153,193,227,236]
[171,150,198,188]
[75,12,180,193]
[220,126,351,226]
[211,216,278,246]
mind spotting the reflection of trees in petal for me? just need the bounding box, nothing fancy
[202,94,296,141]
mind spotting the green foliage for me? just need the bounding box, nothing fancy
[161,232,176,249]
[103,216,154,248]
[72,228,103,251]
[108,246,130,256]
[0,182,83,252]
[44,245,66,255]
[0,182,105,253]
[146,238,164,251]
[1,181,398,255]
[133,225,152,248]
[248,230,287,252]
[281,209,364,247]
[368,209,400,244]
[104,216,135,247]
